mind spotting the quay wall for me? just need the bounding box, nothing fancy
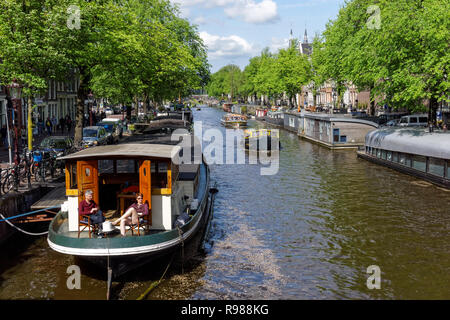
[0,186,48,244]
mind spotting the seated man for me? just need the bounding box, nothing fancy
[79,189,105,233]
[113,193,149,236]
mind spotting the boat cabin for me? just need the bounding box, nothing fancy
[59,143,200,234]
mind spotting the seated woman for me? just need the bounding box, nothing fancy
[113,193,149,236]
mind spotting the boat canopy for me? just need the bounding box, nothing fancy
[365,128,450,160]
[59,143,181,161]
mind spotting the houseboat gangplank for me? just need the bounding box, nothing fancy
[47,142,214,277]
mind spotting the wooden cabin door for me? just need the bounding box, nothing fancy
[139,160,152,219]
[77,160,99,204]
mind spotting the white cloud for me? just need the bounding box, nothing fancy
[171,0,279,24]
[199,31,258,59]
[224,0,279,24]
[269,37,290,53]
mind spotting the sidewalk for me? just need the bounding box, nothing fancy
[0,128,75,168]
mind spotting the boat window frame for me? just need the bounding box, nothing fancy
[65,161,78,196]
[412,155,427,172]
[428,157,445,177]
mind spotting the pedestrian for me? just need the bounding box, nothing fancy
[59,117,65,134]
[21,127,27,147]
[443,123,448,132]
[45,117,52,135]
[65,115,72,133]
[52,116,57,134]
[1,125,7,147]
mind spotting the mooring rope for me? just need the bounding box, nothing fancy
[136,252,175,300]
[0,213,48,236]
[177,225,185,274]
[0,205,61,222]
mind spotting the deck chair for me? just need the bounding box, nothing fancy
[128,209,151,236]
[78,214,99,238]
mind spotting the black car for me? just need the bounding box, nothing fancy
[38,136,74,155]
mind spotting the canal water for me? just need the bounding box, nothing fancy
[1,105,450,299]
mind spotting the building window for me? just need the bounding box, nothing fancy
[340,135,347,143]
[412,155,426,172]
[428,158,445,177]
[333,128,340,142]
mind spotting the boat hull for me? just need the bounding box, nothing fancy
[47,163,212,277]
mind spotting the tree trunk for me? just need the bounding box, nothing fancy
[74,70,88,145]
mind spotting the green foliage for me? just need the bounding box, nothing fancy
[311,0,449,114]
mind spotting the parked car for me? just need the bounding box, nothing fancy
[101,118,124,137]
[38,136,74,155]
[82,126,109,147]
[96,121,119,144]
[104,107,113,115]
[398,114,428,127]
[385,119,400,126]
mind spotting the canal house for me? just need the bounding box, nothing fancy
[358,128,450,189]
[298,113,379,149]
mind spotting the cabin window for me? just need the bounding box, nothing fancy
[428,158,445,177]
[405,155,412,167]
[393,152,398,163]
[412,155,426,172]
[99,160,114,173]
[69,163,77,189]
[387,151,392,161]
[333,129,340,142]
[447,161,450,179]
[399,153,406,165]
[381,150,387,160]
[117,159,137,173]
[340,135,347,143]
[152,161,169,189]
[371,148,376,156]
[377,149,382,159]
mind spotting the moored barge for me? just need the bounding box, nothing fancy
[357,127,450,189]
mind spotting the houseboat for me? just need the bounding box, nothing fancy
[222,103,233,113]
[47,140,215,277]
[357,127,450,188]
[243,128,280,151]
[221,113,248,128]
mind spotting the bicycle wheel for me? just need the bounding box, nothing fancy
[2,174,14,194]
[34,168,43,182]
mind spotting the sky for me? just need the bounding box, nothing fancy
[170,0,345,73]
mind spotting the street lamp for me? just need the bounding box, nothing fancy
[7,80,23,165]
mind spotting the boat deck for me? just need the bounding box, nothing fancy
[31,184,66,210]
